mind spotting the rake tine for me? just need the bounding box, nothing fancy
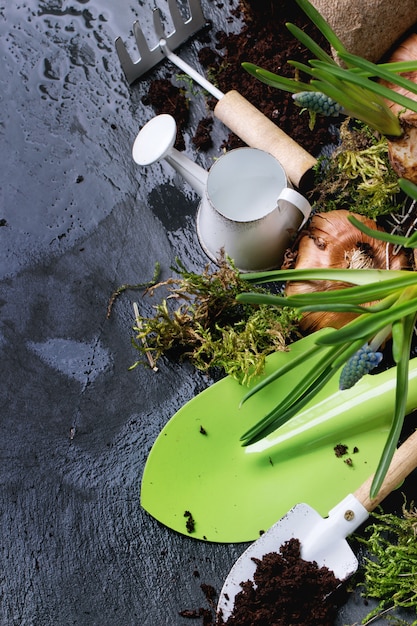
[115,22,159,85]
[167,0,187,35]
[187,0,205,27]
[134,20,164,73]
[115,37,138,85]
[133,20,155,61]
[152,7,166,41]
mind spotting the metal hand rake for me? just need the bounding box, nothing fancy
[115,0,206,84]
[115,0,317,188]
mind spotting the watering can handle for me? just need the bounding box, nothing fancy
[354,428,417,512]
[214,90,317,189]
[278,187,311,227]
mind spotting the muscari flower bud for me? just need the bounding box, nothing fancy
[339,344,383,390]
[292,92,344,117]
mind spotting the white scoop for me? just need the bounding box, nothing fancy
[217,428,417,621]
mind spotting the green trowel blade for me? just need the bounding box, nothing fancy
[141,330,417,543]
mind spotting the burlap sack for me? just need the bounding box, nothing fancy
[310,0,417,62]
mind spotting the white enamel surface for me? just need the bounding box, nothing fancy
[132,114,177,165]
[165,150,208,198]
[199,148,311,271]
[207,147,286,222]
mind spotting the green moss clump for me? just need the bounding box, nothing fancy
[131,257,300,384]
[357,501,417,624]
[313,120,401,219]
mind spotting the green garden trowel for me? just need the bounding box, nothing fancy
[141,330,417,543]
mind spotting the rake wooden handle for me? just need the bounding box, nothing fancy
[354,428,417,512]
[214,90,317,189]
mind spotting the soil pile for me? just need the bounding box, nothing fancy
[216,538,343,626]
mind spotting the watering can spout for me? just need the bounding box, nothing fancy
[132,114,207,197]
[165,150,207,198]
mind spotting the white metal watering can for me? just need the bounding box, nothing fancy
[132,114,311,271]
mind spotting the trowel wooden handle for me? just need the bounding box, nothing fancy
[214,90,317,189]
[354,428,417,512]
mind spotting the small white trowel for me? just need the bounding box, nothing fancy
[217,428,417,620]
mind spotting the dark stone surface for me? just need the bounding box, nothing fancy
[1,1,416,624]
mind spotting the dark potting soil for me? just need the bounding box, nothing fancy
[142,78,190,151]
[215,539,342,626]
[143,0,336,161]
[179,539,344,626]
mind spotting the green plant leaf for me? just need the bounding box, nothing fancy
[353,60,417,76]
[339,51,417,97]
[308,65,393,115]
[241,341,357,445]
[348,214,417,248]
[285,278,417,304]
[237,275,417,308]
[241,63,312,93]
[239,342,324,407]
[242,268,411,286]
[406,231,417,246]
[391,319,405,364]
[316,297,417,346]
[309,79,401,135]
[295,0,348,54]
[241,364,336,444]
[308,65,403,135]
[399,177,417,199]
[370,314,416,497]
[286,22,336,64]
[313,60,417,115]
[298,303,372,314]
[288,60,376,118]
